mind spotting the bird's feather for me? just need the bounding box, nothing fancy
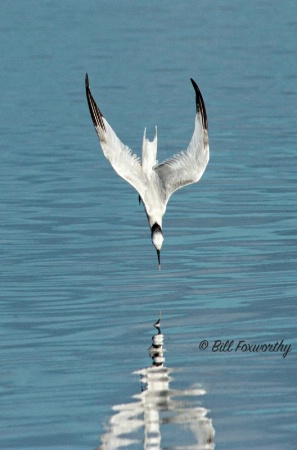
[85,74,147,197]
[154,78,209,203]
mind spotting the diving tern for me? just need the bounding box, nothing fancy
[85,74,209,269]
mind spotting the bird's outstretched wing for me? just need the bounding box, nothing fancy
[85,74,147,196]
[154,78,209,203]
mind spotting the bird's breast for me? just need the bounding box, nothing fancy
[142,189,166,229]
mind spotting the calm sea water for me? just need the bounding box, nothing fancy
[1,1,296,449]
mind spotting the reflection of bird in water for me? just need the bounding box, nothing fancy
[154,312,162,334]
[98,317,215,449]
[85,75,209,269]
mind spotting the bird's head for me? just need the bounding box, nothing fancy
[151,223,164,270]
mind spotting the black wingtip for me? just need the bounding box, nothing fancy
[85,73,106,133]
[190,78,208,131]
[190,77,197,89]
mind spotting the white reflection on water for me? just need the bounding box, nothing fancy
[98,319,215,449]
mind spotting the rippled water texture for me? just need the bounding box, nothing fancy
[1,1,296,449]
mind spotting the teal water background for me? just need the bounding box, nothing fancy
[1,1,296,448]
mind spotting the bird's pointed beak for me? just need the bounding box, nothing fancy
[157,249,161,270]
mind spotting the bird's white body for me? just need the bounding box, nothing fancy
[85,75,209,268]
[141,128,165,228]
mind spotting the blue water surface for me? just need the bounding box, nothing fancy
[1,1,296,449]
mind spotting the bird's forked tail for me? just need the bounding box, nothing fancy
[142,127,158,177]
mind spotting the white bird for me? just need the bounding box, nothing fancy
[85,74,209,269]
